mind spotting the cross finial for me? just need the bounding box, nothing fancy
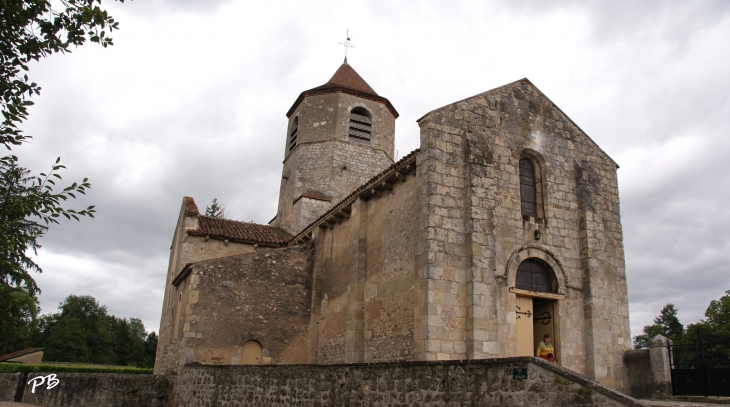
[339,30,354,64]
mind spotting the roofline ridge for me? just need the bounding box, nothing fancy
[198,214,270,228]
[416,78,619,168]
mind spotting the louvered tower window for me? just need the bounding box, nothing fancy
[349,107,372,141]
[516,258,555,293]
[289,117,298,151]
[519,158,537,217]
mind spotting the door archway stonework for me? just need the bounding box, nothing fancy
[505,246,568,295]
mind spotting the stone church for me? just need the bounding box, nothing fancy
[154,61,632,392]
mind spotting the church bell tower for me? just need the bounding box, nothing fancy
[271,62,399,235]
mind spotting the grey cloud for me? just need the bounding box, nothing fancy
[502,0,730,48]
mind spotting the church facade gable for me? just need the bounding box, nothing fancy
[414,78,629,390]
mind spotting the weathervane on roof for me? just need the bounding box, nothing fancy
[339,30,354,64]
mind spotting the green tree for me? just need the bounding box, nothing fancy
[31,294,157,367]
[1,0,125,294]
[0,284,38,354]
[703,290,730,341]
[143,331,157,367]
[1,0,123,148]
[34,295,114,363]
[681,290,730,344]
[205,198,227,218]
[634,303,684,348]
[0,159,93,294]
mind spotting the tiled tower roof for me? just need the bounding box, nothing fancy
[311,63,378,95]
[286,63,398,118]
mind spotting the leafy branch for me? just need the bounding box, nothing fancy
[0,0,124,294]
[0,156,95,294]
[1,0,124,149]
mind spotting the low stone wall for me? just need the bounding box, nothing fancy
[178,357,648,406]
[622,336,673,400]
[20,373,172,407]
[624,349,652,399]
[0,373,20,401]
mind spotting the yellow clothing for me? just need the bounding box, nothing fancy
[536,340,553,357]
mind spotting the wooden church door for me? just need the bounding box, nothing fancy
[515,296,534,356]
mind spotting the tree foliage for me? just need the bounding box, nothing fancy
[0,0,123,294]
[0,158,94,293]
[28,295,157,367]
[1,0,123,148]
[634,292,730,348]
[205,198,227,218]
[634,303,684,348]
[0,284,38,355]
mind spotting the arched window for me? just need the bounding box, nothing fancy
[515,258,554,293]
[349,107,372,142]
[289,117,298,151]
[241,340,262,365]
[519,158,537,217]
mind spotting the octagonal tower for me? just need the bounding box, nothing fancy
[271,62,399,234]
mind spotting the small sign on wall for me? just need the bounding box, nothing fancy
[513,368,528,380]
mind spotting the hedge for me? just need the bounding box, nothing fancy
[0,362,153,374]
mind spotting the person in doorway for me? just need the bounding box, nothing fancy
[536,333,555,362]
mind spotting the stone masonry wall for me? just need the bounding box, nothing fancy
[0,373,19,401]
[176,357,647,407]
[20,373,172,407]
[176,245,314,369]
[364,174,418,362]
[275,92,396,235]
[414,79,630,391]
[284,92,396,163]
[311,173,417,364]
[623,349,651,399]
[156,201,257,375]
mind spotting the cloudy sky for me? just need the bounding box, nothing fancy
[16,0,730,341]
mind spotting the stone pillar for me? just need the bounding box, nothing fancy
[648,335,673,399]
[414,119,470,361]
[345,199,367,363]
[575,160,631,391]
[577,161,608,382]
[464,132,499,359]
[308,229,325,363]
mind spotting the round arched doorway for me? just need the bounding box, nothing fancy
[241,340,262,365]
[513,258,559,360]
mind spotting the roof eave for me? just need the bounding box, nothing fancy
[286,87,399,119]
[186,231,287,247]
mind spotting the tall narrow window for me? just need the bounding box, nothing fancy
[349,107,372,142]
[289,117,298,151]
[519,158,537,217]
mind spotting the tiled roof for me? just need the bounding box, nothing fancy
[287,63,399,118]
[188,215,290,246]
[290,148,420,244]
[312,63,378,96]
[0,348,43,362]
